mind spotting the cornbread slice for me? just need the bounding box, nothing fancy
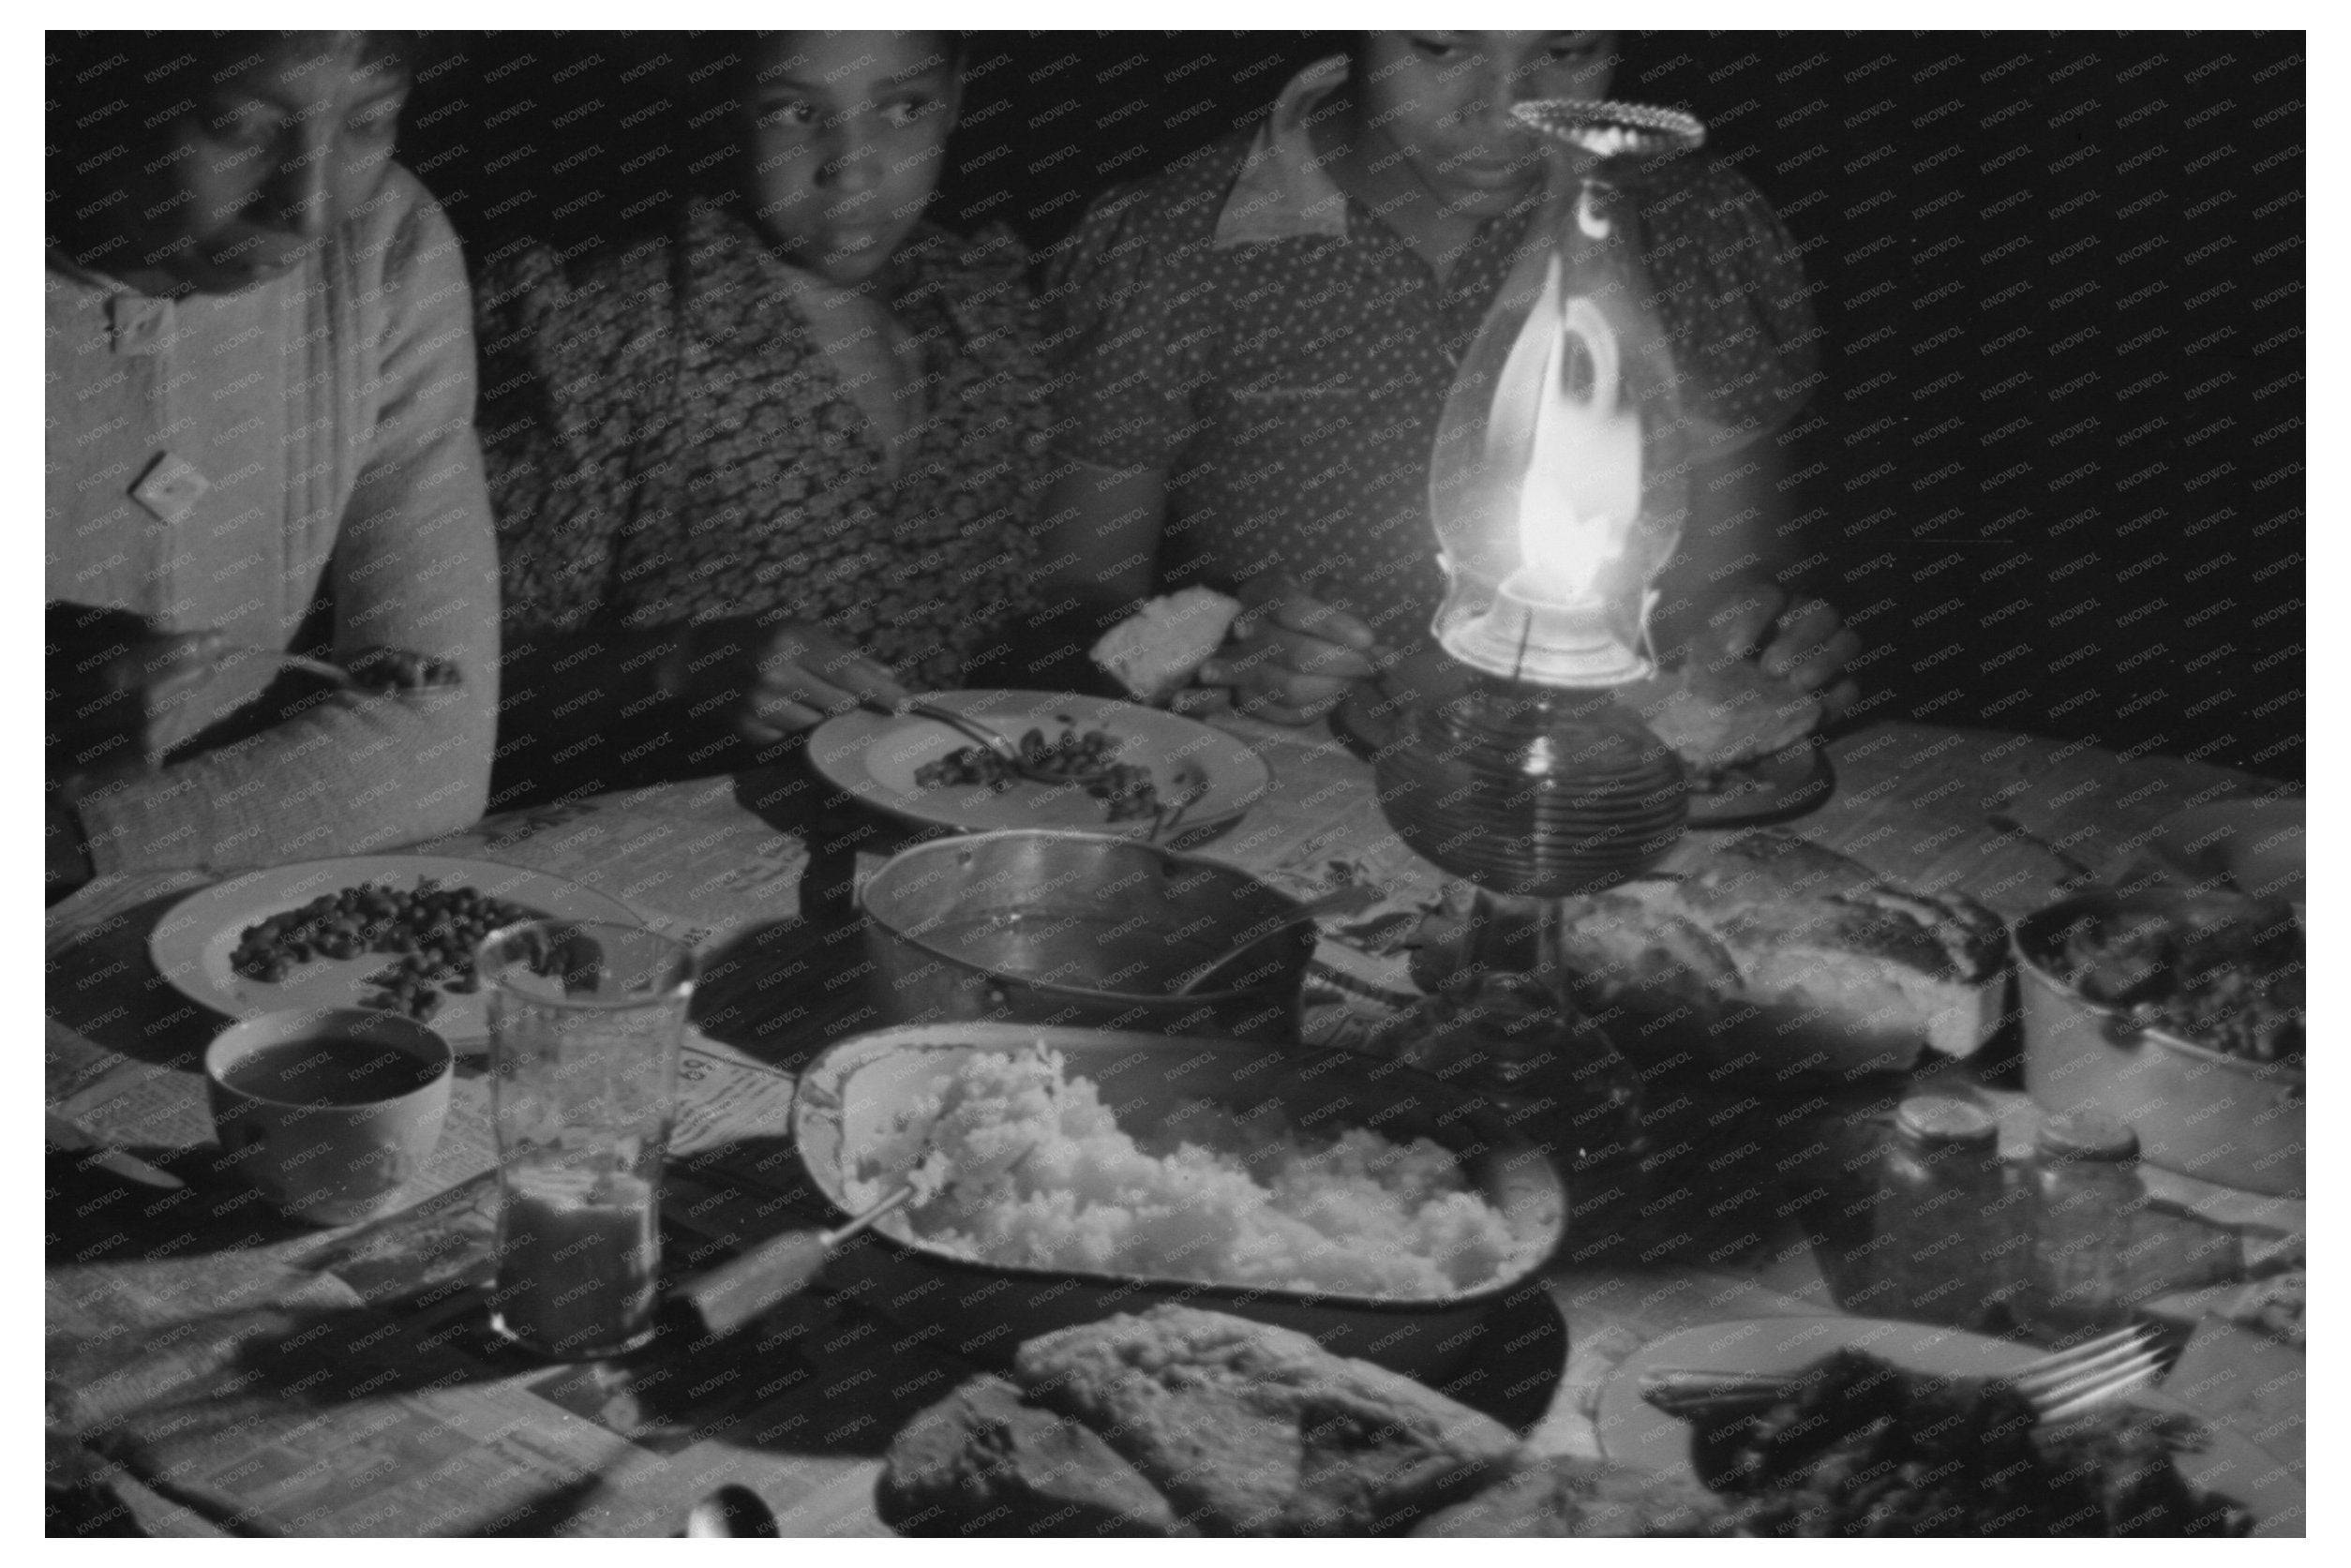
[1011,1307,1522,1536]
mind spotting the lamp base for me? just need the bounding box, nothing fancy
[1393,888,1647,1181]
[1374,669,1687,899]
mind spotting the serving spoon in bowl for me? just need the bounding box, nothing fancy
[667,1140,1046,1340]
[668,1156,938,1341]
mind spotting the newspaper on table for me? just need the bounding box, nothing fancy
[46,788,872,1535]
[50,728,2304,1533]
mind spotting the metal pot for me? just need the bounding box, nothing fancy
[2014,893,2303,1197]
[858,829,1313,1043]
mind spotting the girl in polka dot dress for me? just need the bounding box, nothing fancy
[1041,32,1858,724]
[479,33,1052,803]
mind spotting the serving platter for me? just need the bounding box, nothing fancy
[789,1022,1567,1383]
[1595,1315,2302,1537]
[806,689,1271,841]
[148,853,641,1040]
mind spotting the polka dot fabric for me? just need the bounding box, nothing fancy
[480,202,1052,692]
[1047,63,1819,648]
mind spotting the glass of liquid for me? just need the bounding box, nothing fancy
[479,918,696,1359]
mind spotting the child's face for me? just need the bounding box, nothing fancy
[1350,32,1619,219]
[741,31,962,288]
[99,35,409,294]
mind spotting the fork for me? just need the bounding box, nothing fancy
[1639,1323,2168,1426]
[880,697,1120,785]
[1147,768,1209,844]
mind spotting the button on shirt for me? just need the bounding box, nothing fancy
[45,167,500,874]
[1047,56,1821,648]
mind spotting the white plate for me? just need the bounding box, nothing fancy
[805,690,1270,840]
[149,854,642,1041]
[1596,1315,2302,1536]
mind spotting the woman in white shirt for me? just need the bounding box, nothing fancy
[45,32,499,899]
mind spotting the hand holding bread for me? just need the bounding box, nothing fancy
[1198,585,1386,724]
[1088,586,1242,705]
[1092,581,1389,724]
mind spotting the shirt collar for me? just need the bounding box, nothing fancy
[1212,54,1353,248]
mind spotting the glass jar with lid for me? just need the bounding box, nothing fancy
[2016,1109,2149,1340]
[1849,1096,2019,1331]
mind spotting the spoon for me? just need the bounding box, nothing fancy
[684,1485,779,1538]
[1167,883,1385,995]
[669,1165,933,1341]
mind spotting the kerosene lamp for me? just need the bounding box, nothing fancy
[1378,100,1708,1178]
[1379,98,1707,898]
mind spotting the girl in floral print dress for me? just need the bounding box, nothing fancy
[477,32,1051,804]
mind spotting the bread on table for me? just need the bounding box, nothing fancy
[1090,588,1244,706]
[1413,1457,1729,1536]
[877,1305,1521,1536]
[1553,831,2009,1075]
[877,1375,1180,1536]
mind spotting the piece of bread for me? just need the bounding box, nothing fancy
[1412,1457,1729,1537]
[878,1306,1523,1536]
[1014,1306,1522,1536]
[1551,831,2008,1075]
[1090,588,1243,706]
[878,1375,1184,1537]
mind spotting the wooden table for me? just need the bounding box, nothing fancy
[45,718,2304,1536]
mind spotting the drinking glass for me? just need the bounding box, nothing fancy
[479,918,696,1358]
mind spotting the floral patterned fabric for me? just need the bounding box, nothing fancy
[477,201,1051,692]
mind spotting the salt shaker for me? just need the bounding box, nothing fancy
[2016,1109,2148,1340]
[1855,1096,2017,1330]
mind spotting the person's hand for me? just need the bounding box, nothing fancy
[1686,583,1861,722]
[47,622,229,780]
[666,616,907,743]
[1194,588,1386,725]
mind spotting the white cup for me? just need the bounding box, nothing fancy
[204,1008,454,1226]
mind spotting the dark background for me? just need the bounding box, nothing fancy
[400,30,2305,782]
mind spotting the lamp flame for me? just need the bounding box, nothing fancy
[1495,263,1643,606]
[1428,157,1685,688]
